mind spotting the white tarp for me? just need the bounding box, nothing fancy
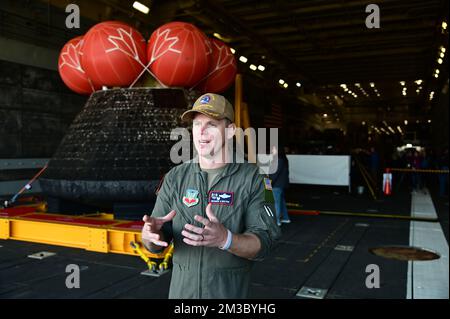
[257,154,351,186]
[287,155,351,186]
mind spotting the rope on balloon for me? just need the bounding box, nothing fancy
[128,59,166,89]
[123,27,177,89]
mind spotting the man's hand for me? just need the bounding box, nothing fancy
[141,210,176,247]
[182,203,228,248]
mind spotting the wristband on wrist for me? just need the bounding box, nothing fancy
[219,229,233,250]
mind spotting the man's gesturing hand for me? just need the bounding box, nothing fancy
[182,203,228,248]
[141,210,176,247]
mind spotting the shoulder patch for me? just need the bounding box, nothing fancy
[263,177,273,191]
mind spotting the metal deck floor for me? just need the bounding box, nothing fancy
[0,185,448,299]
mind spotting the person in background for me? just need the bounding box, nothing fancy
[269,145,291,226]
[368,146,380,187]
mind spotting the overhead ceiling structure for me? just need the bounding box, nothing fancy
[169,0,449,128]
[10,0,450,130]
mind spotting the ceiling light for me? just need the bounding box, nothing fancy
[435,69,440,74]
[439,52,445,58]
[404,120,408,125]
[239,56,248,63]
[400,81,406,86]
[340,84,347,88]
[415,79,423,85]
[434,73,439,78]
[296,82,301,87]
[440,46,446,53]
[257,65,265,71]
[323,113,328,118]
[370,82,375,87]
[230,48,236,54]
[362,121,366,125]
[355,83,361,87]
[213,33,231,42]
[442,21,448,30]
[279,79,285,85]
[437,58,443,64]
[428,119,432,123]
[132,1,150,14]
[283,83,288,88]
[249,64,257,71]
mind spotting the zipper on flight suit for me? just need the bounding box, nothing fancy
[197,170,207,299]
[197,166,233,298]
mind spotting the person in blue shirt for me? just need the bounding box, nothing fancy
[269,145,291,226]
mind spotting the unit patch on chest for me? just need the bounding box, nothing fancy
[182,189,200,207]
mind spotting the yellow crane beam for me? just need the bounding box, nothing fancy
[0,209,167,259]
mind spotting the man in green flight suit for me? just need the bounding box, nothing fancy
[141,93,281,299]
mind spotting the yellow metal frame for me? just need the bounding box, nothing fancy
[0,211,167,259]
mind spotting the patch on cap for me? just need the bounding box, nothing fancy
[200,95,211,104]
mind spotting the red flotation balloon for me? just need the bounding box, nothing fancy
[195,38,237,93]
[81,21,147,87]
[58,36,100,95]
[147,21,211,87]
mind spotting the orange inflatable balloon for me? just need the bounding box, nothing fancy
[81,21,147,87]
[58,36,100,95]
[147,22,211,87]
[195,38,237,93]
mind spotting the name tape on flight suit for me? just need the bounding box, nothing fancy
[209,191,234,205]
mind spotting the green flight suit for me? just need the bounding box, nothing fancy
[149,159,281,299]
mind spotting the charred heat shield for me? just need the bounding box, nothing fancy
[40,88,192,217]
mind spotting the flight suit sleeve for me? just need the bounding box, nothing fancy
[244,172,281,261]
[148,171,174,250]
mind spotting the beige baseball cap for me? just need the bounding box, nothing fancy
[181,93,234,123]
